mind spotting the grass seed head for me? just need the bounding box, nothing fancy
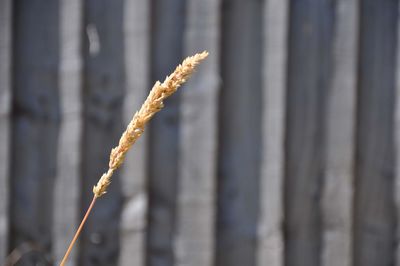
[92,51,208,198]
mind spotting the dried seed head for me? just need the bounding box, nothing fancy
[93,169,114,197]
[92,51,208,198]
[108,51,208,170]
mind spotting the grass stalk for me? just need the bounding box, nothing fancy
[59,51,208,265]
[59,196,96,266]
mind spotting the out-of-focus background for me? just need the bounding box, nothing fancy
[0,0,398,265]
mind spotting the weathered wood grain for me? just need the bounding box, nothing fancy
[9,0,60,264]
[4,2,400,266]
[119,0,149,265]
[354,1,398,265]
[146,1,185,265]
[216,0,263,265]
[321,1,358,266]
[284,1,334,266]
[174,1,220,266]
[53,0,82,265]
[79,1,124,265]
[0,0,11,262]
[395,3,400,265]
[257,0,288,265]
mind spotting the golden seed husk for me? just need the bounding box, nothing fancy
[92,51,208,198]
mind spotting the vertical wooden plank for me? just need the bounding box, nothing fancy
[53,0,82,265]
[216,0,263,265]
[284,1,333,266]
[9,0,60,264]
[79,0,124,265]
[146,1,185,265]
[353,1,398,265]
[321,1,358,266]
[257,0,288,265]
[395,3,400,265]
[0,0,11,262]
[119,0,149,265]
[174,0,220,266]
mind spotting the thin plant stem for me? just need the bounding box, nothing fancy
[58,52,208,265]
[59,195,97,266]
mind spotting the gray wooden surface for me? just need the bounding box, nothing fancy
[257,0,288,265]
[353,1,398,265]
[53,0,82,265]
[9,0,60,264]
[216,0,263,265]
[284,1,333,265]
[0,0,11,262]
[396,2,400,263]
[321,0,358,266]
[3,0,400,266]
[174,1,219,266]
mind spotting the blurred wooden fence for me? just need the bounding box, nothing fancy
[1,0,400,266]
